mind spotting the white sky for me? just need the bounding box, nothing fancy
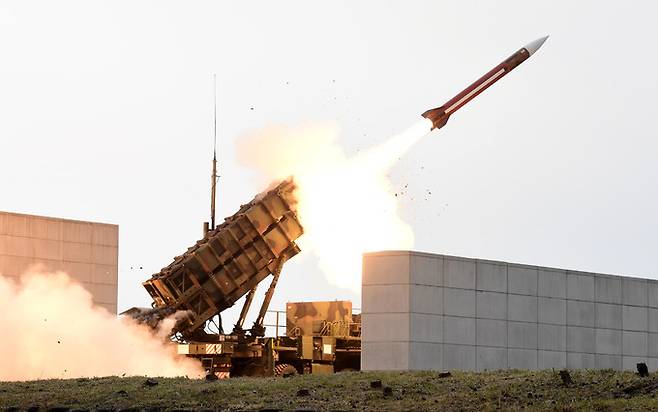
[1,1,657,328]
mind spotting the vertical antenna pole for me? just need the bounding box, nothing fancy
[210,74,218,230]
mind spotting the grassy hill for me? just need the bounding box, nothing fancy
[2,369,658,411]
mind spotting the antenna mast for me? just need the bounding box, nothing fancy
[210,74,218,230]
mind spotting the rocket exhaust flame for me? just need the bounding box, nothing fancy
[237,119,433,292]
[0,270,203,381]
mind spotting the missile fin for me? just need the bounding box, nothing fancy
[422,107,450,130]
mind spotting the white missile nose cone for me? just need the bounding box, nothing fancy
[524,35,549,56]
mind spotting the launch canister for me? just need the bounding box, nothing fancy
[422,36,548,130]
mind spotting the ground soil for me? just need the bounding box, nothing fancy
[2,369,658,411]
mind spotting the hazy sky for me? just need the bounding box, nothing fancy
[1,1,657,329]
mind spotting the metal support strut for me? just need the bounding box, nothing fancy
[232,286,257,335]
[251,253,287,337]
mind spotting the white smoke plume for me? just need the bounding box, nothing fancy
[0,270,203,381]
[237,119,432,292]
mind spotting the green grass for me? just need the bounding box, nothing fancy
[1,369,658,411]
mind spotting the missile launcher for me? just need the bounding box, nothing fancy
[136,179,303,337]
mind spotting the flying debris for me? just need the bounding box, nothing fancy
[422,36,548,130]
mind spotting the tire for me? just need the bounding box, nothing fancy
[274,363,298,377]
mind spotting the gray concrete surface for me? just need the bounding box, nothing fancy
[362,251,658,372]
[0,211,118,313]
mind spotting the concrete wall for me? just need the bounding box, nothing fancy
[362,251,658,372]
[0,211,118,314]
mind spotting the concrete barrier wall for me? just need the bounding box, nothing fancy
[0,211,118,314]
[362,251,658,372]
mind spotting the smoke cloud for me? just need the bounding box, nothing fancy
[0,270,203,381]
[237,119,432,292]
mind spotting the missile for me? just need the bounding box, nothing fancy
[422,36,548,130]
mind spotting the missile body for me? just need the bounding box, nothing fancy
[422,36,548,130]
